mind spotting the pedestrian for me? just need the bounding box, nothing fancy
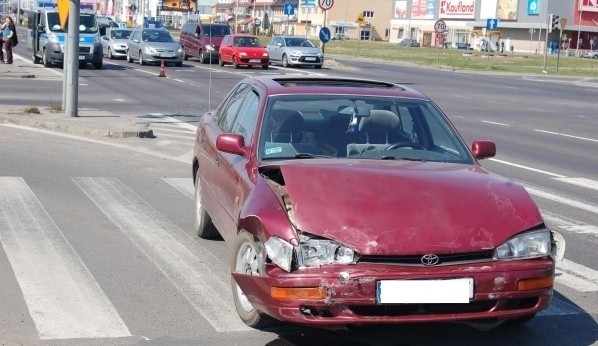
[2,16,17,64]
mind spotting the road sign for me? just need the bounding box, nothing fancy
[527,0,539,15]
[486,18,498,30]
[319,27,331,43]
[560,18,567,30]
[57,0,69,29]
[434,20,446,34]
[318,0,333,11]
[129,3,137,12]
[283,3,295,15]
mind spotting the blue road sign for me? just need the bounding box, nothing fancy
[319,27,331,43]
[486,18,498,30]
[283,3,296,15]
[527,0,539,15]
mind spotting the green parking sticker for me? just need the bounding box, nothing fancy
[265,147,283,155]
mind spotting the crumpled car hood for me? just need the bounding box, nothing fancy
[275,160,543,255]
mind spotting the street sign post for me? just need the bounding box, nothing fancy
[319,26,331,55]
[486,18,498,30]
[283,2,295,15]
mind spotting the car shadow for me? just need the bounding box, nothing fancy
[260,290,597,346]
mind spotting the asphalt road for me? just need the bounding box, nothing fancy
[1,33,597,345]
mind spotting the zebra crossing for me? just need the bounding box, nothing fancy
[0,175,596,342]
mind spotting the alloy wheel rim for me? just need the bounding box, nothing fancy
[235,243,259,313]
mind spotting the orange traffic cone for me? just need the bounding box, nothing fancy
[158,60,166,77]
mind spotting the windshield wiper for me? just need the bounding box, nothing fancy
[294,153,337,159]
[380,155,426,162]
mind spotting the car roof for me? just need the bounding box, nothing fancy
[246,76,429,99]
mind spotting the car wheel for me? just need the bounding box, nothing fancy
[139,51,145,65]
[32,54,41,64]
[107,48,113,59]
[232,56,239,69]
[199,51,206,64]
[194,176,219,239]
[218,55,224,66]
[282,54,290,68]
[175,61,183,67]
[314,65,322,69]
[126,50,133,63]
[262,64,268,70]
[42,49,51,68]
[183,49,188,61]
[231,230,274,328]
[593,55,598,59]
[93,60,103,69]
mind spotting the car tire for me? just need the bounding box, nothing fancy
[314,65,322,69]
[194,176,219,239]
[199,51,206,64]
[108,49,113,59]
[219,55,224,66]
[139,51,145,65]
[282,54,290,68]
[183,49,188,61]
[593,55,598,59]
[175,61,183,67]
[93,60,103,69]
[126,50,133,63]
[232,56,239,69]
[42,49,51,68]
[262,64,268,70]
[231,230,275,328]
[32,54,41,64]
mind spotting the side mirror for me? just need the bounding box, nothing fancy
[276,42,282,47]
[471,140,496,160]
[216,134,247,157]
[194,33,199,38]
[37,24,44,33]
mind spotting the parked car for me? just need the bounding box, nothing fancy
[582,50,598,59]
[126,28,183,67]
[218,34,269,69]
[267,36,323,69]
[331,33,349,41]
[180,22,232,63]
[398,39,420,47]
[101,28,132,59]
[192,75,565,330]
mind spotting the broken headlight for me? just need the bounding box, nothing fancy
[265,237,294,272]
[494,229,551,260]
[299,235,356,266]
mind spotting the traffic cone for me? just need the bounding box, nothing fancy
[158,60,166,77]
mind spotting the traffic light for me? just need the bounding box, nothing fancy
[549,14,560,33]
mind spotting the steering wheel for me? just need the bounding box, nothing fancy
[386,141,425,150]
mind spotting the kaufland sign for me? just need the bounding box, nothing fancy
[439,0,476,19]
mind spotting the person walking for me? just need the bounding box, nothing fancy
[2,17,16,64]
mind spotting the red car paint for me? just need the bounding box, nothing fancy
[219,34,269,68]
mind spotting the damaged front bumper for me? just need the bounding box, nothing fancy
[232,259,556,327]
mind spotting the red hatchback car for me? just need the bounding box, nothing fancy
[219,34,269,69]
[192,76,565,330]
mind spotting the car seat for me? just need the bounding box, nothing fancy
[346,110,403,155]
[269,109,304,143]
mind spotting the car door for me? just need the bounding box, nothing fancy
[268,37,282,63]
[220,35,231,63]
[128,30,140,59]
[200,83,252,243]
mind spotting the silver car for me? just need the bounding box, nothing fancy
[126,28,183,67]
[267,36,323,69]
[102,28,132,59]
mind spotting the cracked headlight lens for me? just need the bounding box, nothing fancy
[494,229,551,260]
[265,237,293,272]
[300,237,355,266]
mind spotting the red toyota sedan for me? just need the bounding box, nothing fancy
[218,34,269,69]
[192,76,565,330]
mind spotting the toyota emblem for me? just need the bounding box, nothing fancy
[421,254,440,266]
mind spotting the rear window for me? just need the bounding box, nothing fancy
[203,25,232,37]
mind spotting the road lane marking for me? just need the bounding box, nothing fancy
[554,177,598,192]
[555,259,598,293]
[113,98,126,102]
[542,210,598,238]
[163,178,194,199]
[73,177,250,332]
[0,177,131,340]
[481,120,509,126]
[534,129,598,143]
[523,184,598,214]
[173,79,185,83]
[489,158,566,178]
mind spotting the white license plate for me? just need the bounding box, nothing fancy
[249,59,262,63]
[304,57,316,61]
[377,278,474,304]
[159,53,175,58]
[78,55,85,60]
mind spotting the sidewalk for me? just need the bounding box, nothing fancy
[0,56,152,138]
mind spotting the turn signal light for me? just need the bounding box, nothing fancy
[517,276,554,291]
[271,287,327,300]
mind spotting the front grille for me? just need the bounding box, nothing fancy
[350,301,496,316]
[298,56,321,63]
[79,46,91,54]
[359,251,495,267]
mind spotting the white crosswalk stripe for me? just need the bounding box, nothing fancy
[1,175,596,343]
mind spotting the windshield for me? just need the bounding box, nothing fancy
[234,36,263,47]
[110,29,132,39]
[204,25,232,37]
[258,95,473,164]
[285,38,315,48]
[47,13,98,33]
[142,30,175,42]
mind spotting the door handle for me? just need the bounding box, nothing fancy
[214,155,220,166]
